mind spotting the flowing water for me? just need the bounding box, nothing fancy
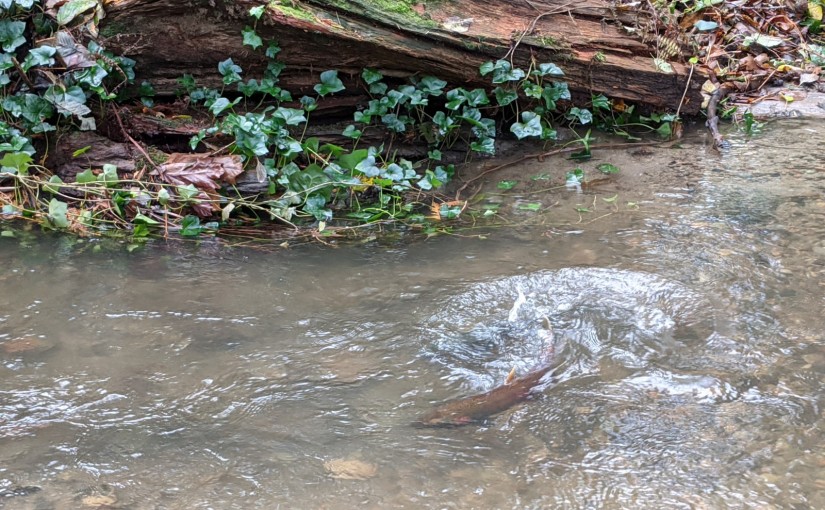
[2,121,825,509]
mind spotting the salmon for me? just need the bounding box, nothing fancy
[416,318,555,427]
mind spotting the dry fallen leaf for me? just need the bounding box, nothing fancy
[153,153,244,193]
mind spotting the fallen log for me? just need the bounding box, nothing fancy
[100,0,702,115]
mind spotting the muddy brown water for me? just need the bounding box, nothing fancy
[2,121,825,509]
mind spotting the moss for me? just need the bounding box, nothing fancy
[327,0,439,28]
[268,1,316,22]
[99,20,132,38]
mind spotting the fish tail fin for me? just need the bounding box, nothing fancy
[539,315,555,363]
[505,366,517,385]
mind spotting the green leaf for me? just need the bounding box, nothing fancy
[417,75,447,96]
[361,68,383,85]
[0,152,32,175]
[591,94,610,111]
[744,34,784,48]
[132,224,150,239]
[249,5,266,19]
[44,85,90,118]
[133,212,160,225]
[566,168,584,183]
[694,20,718,31]
[0,20,26,52]
[535,62,564,77]
[48,199,69,228]
[653,57,674,74]
[493,86,518,106]
[242,26,263,50]
[98,163,119,186]
[265,41,281,58]
[567,107,593,125]
[518,202,542,211]
[470,137,495,155]
[210,97,241,116]
[180,215,204,237]
[177,184,200,201]
[342,124,362,139]
[157,188,170,205]
[21,45,56,72]
[497,180,518,190]
[510,111,542,139]
[56,0,98,26]
[273,107,306,126]
[72,146,92,158]
[314,70,345,96]
[44,175,64,194]
[490,60,526,84]
[596,163,620,174]
[75,168,96,183]
[479,61,495,76]
[218,58,243,85]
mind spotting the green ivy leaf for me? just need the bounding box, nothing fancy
[273,107,306,126]
[75,168,96,183]
[361,68,383,84]
[535,62,564,77]
[21,45,56,72]
[157,188,170,205]
[470,137,495,155]
[180,215,204,237]
[479,61,495,76]
[249,5,266,19]
[0,20,26,52]
[510,111,542,139]
[567,107,593,125]
[242,26,263,50]
[497,180,518,190]
[493,87,518,106]
[314,70,345,96]
[596,163,620,174]
[48,199,69,228]
[0,152,32,175]
[518,202,542,211]
[133,212,160,225]
[218,58,243,85]
[44,85,90,118]
[44,175,64,194]
[98,163,119,186]
[56,0,98,26]
[417,75,447,96]
[342,124,362,139]
[265,41,281,58]
[210,97,241,116]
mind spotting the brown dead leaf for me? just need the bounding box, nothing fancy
[153,153,244,193]
[427,199,466,221]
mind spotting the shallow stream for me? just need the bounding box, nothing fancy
[2,121,825,509]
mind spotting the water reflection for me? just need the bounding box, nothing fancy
[2,121,825,508]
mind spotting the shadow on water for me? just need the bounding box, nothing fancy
[3,121,825,508]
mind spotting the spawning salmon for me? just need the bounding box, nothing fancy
[416,318,554,427]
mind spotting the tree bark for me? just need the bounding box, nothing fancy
[100,0,702,115]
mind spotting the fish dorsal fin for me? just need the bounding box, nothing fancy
[505,366,517,385]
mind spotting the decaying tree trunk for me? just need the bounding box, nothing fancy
[100,0,702,115]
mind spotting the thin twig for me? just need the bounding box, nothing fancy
[110,105,156,180]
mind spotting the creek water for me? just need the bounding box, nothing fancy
[2,121,825,509]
